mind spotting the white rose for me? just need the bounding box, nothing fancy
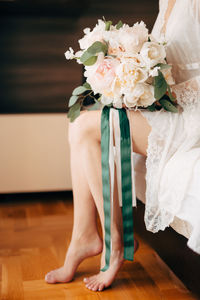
[137,84,155,107]
[79,19,105,50]
[101,95,113,106]
[119,21,149,54]
[116,57,148,92]
[123,83,155,108]
[104,30,125,57]
[140,42,166,68]
[123,84,144,108]
[113,97,123,109]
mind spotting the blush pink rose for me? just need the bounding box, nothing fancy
[87,57,120,95]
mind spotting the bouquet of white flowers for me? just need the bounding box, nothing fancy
[65,18,178,122]
[64,18,178,272]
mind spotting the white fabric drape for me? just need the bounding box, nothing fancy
[137,0,200,254]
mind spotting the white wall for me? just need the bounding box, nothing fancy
[0,113,72,193]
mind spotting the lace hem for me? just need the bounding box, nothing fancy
[139,109,175,232]
[140,100,200,233]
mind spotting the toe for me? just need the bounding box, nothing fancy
[98,283,105,291]
[92,283,100,291]
[45,271,55,283]
[86,283,94,290]
[45,274,49,282]
[89,282,99,292]
[88,283,95,290]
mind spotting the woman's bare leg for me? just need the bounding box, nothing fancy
[45,109,151,288]
[83,109,151,291]
[45,112,104,283]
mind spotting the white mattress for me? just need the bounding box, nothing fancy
[134,153,192,239]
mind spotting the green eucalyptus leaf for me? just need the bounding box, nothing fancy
[67,102,81,122]
[84,55,97,66]
[68,95,79,107]
[116,20,123,29]
[159,99,178,113]
[83,82,91,90]
[72,86,88,96]
[154,70,168,100]
[105,20,112,31]
[147,103,156,111]
[80,50,93,64]
[87,41,108,55]
[97,95,102,102]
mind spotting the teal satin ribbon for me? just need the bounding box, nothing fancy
[101,106,134,272]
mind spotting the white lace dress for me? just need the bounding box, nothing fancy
[135,0,200,254]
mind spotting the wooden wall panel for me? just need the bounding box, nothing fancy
[0,0,158,113]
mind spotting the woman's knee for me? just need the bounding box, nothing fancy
[68,111,101,145]
[128,110,151,156]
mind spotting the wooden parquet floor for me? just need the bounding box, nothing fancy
[0,195,197,300]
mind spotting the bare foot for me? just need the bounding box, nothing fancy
[45,234,103,284]
[83,238,139,291]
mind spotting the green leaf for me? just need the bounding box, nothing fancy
[80,42,108,66]
[116,20,123,29]
[67,102,81,122]
[87,41,108,55]
[84,55,97,66]
[80,51,93,64]
[68,95,79,107]
[80,51,98,66]
[72,86,88,96]
[97,95,102,102]
[155,63,171,70]
[154,70,168,100]
[159,99,178,113]
[147,103,156,111]
[105,20,112,31]
[83,82,91,90]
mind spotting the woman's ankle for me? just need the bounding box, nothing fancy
[72,228,101,241]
